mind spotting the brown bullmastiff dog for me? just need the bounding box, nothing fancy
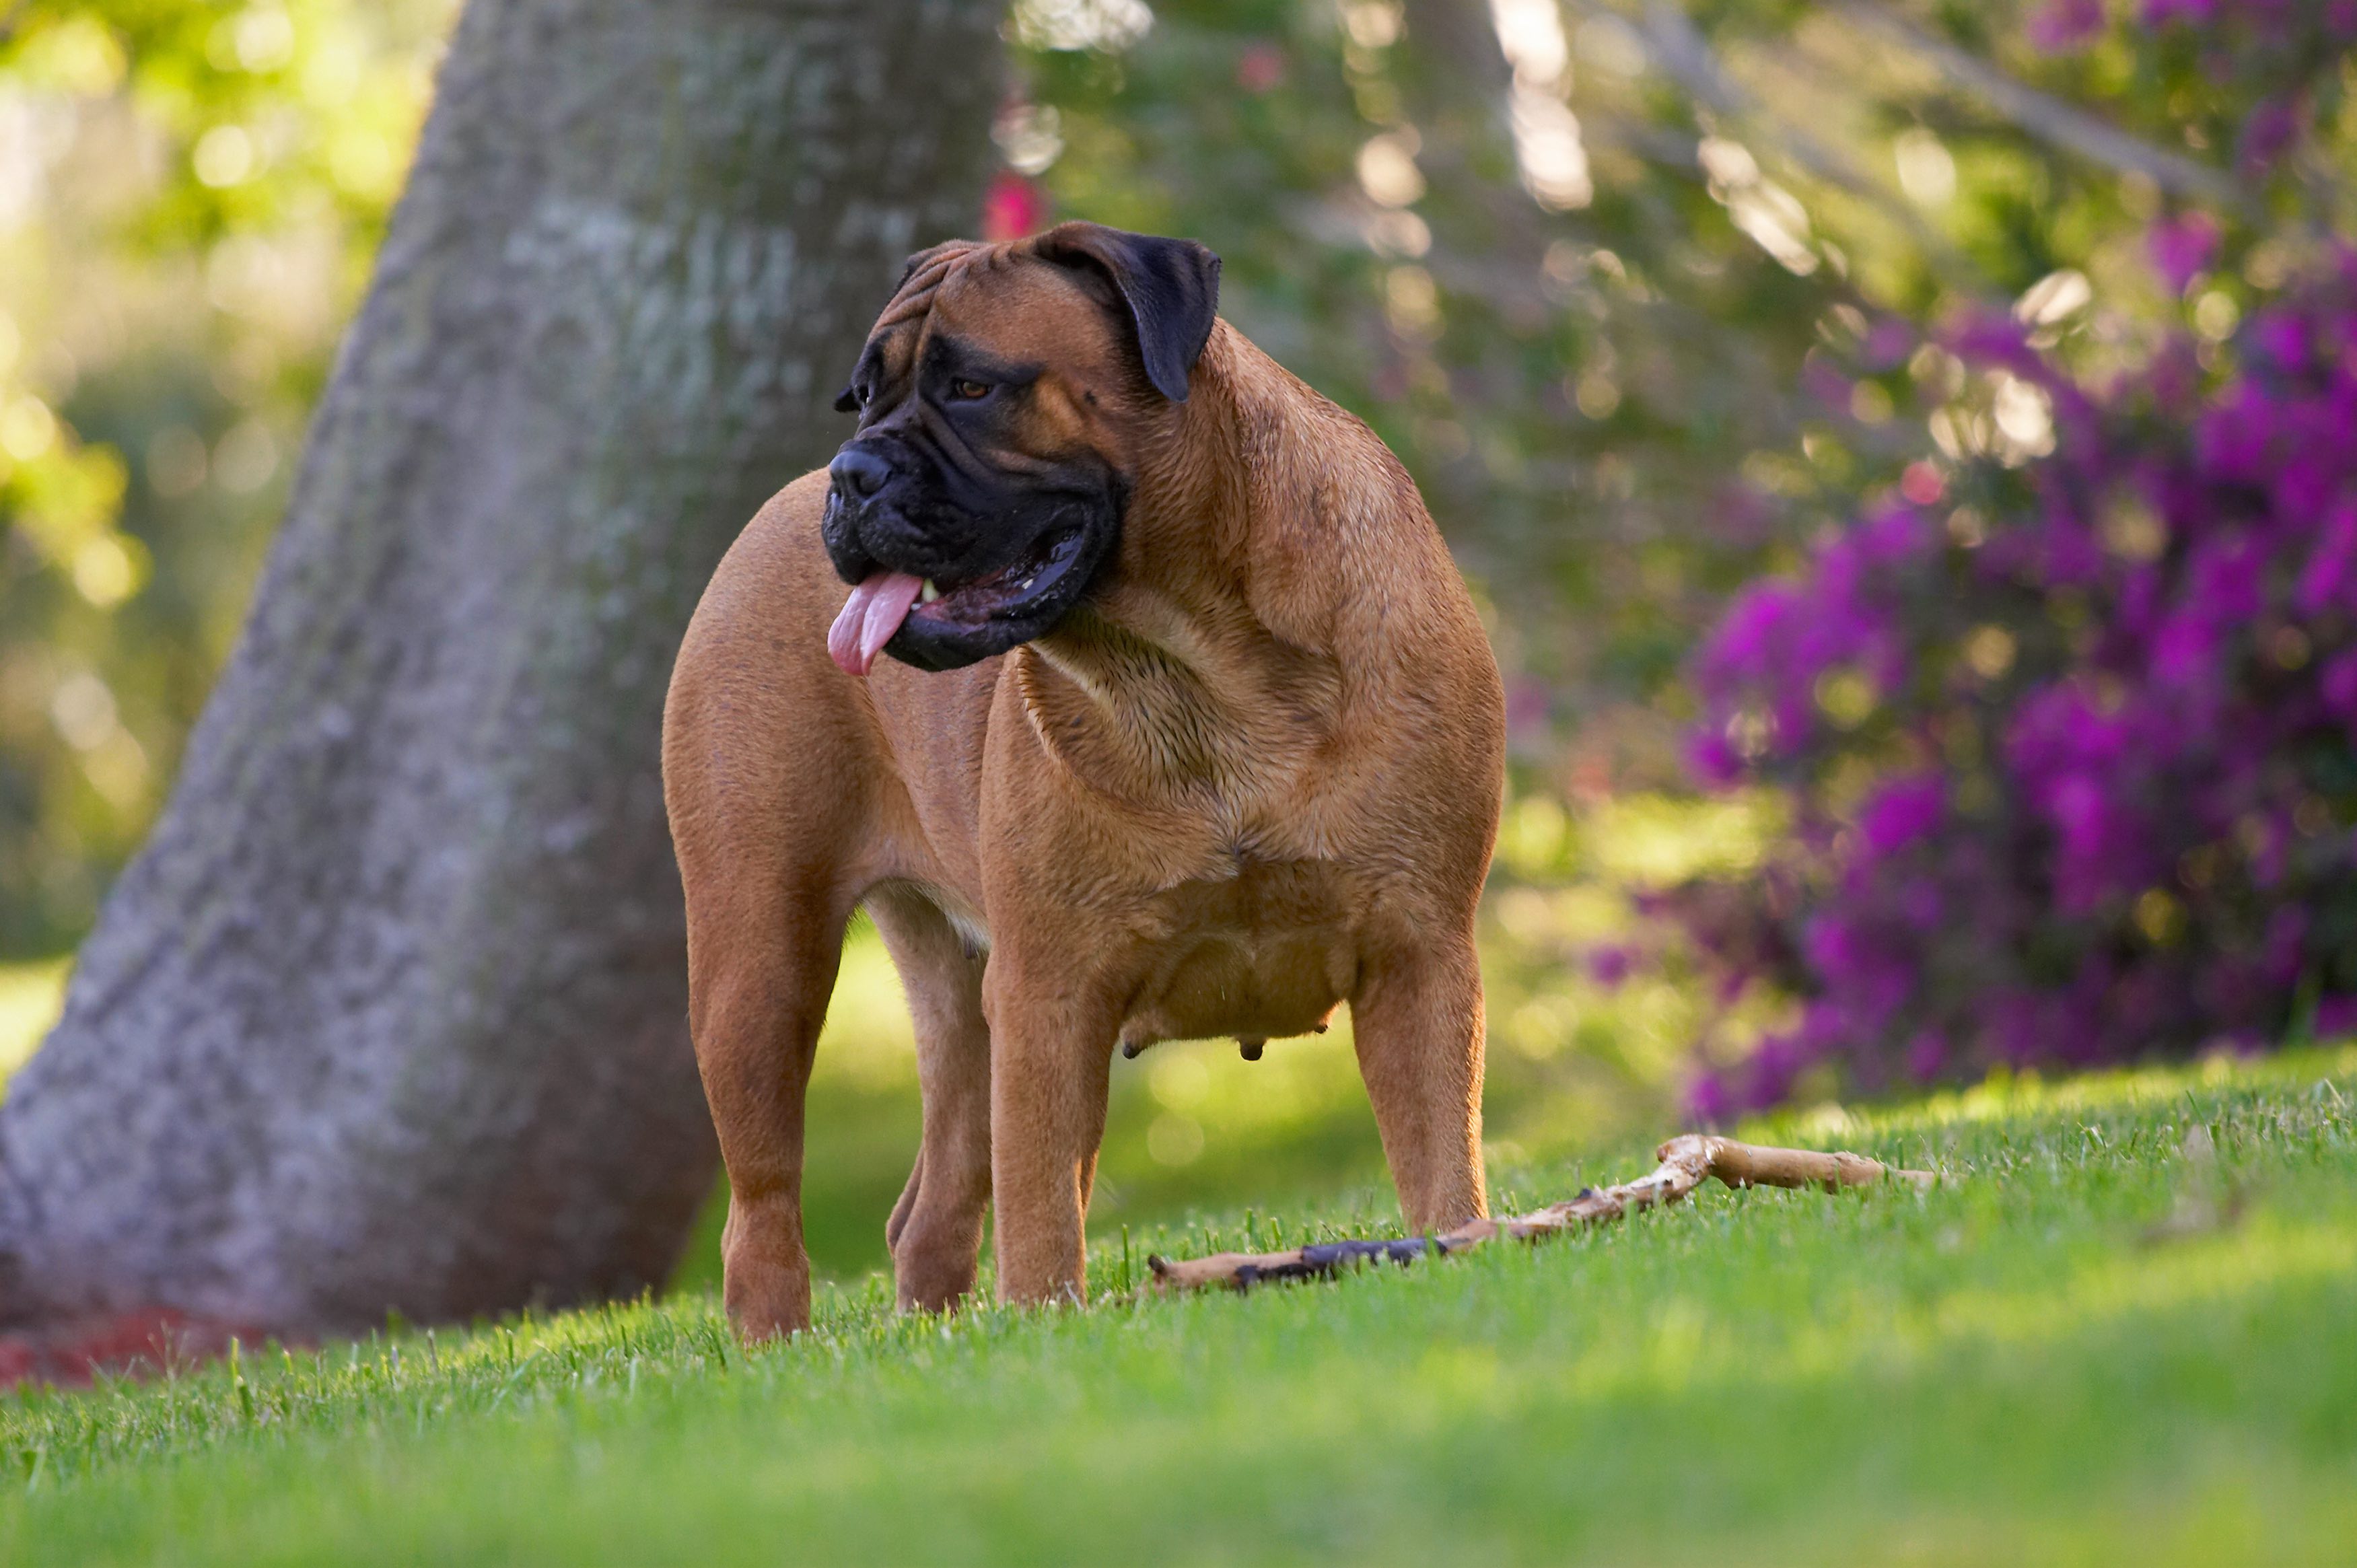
[662,223,1504,1339]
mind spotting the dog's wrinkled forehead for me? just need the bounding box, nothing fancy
[853,241,1125,393]
[843,224,1222,414]
[868,241,980,341]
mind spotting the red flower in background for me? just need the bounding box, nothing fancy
[982,171,1050,241]
[1235,42,1287,93]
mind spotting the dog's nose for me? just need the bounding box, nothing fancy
[829,446,890,501]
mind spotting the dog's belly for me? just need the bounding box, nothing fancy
[1114,858,1357,1053]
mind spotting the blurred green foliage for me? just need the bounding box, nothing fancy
[0,0,448,954]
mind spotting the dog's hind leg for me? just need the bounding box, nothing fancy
[684,876,849,1343]
[869,884,993,1313]
[1350,931,1490,1235]
[666,475,887,1341]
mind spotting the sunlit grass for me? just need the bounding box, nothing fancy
[1866,1040,2357,1129]
[5,1046,2353,1564]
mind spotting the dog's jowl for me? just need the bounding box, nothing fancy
[662,223,1505,1339]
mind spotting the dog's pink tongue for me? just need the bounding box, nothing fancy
[829,570,925,677]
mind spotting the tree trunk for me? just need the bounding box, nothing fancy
[0,0,1003,1335]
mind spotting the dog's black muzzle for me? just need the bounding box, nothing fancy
[819,434,1125,673]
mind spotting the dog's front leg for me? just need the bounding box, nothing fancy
[981,948,1117,1307]
[1351,931,1489,1234]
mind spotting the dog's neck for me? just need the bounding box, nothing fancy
[1017,326,1345,814]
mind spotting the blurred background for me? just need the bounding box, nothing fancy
[1,0,2346,1282]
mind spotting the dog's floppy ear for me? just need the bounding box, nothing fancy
[1033,223,1222,403]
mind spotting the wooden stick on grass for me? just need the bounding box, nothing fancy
[1145,1135,1938,1293]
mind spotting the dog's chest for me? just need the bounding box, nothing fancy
[1113,855,1357,1055]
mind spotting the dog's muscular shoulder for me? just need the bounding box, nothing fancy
[666,471,999,908]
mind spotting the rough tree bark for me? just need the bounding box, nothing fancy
[0,0,1003,1336]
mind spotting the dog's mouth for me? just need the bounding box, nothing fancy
[829,524,1098,677]
[919,526,1090,629]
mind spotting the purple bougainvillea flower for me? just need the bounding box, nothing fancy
[1686,728,1743,787]
[2147,212,2220,294]
[2029,0,2106,50]
[1863,317,1917,371]
[1700,580,1798,680]
[1684,1071,1734,1125]
[1860,775,1946,856]
[2322,650,2357,736]
[2315,995,2357,1037]
[2249,308,2311,372]
[1677,141,2357,1108]
[2297,503,2357,614]
[2240,101,2301,174]
[1944,309,2046,378]
[1802,913,1862,983]
[1587,945,1636,989]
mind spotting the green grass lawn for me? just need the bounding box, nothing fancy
[6,1044,2355,1565]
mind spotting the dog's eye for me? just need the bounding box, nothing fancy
[946,378,991,402]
